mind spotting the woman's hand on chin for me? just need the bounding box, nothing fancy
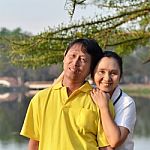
[90,88,110,109]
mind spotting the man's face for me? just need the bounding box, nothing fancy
[63,43,91,82]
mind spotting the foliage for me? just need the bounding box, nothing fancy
[0,28,63,82]
[9,0,150,68]
[0,28,30,71]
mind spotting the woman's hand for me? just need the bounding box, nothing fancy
[90,88,110,109]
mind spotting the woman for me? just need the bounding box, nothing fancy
[91,51,136,150]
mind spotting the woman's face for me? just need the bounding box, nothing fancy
[94,57,121,96]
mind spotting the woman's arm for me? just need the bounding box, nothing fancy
[91,88,129,148]
[99,104,129,147]
[28,139,39,150]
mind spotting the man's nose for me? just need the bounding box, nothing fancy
[72,57,80,66]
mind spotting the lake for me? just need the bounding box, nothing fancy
[0,91,149,150]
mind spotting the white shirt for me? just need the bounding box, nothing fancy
[111,86,136,150]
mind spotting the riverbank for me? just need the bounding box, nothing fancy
[0,83,150,99]
[121,84,150,98]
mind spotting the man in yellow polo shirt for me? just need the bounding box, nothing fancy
[20,38,114,150]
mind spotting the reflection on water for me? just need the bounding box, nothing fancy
[134,137,150,150]
[0,141,27,150]
[0,91,150,150]
[0,91,30,149]
[134,96,150,137]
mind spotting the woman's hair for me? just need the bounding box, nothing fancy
[103,51,123,78]
[64,38,103,77]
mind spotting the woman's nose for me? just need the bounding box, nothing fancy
[104,73,111,81]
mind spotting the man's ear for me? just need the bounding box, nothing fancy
[63,57,65,63]
[52,71,64,85]
[64,50,67,56]
[63,50,67,63]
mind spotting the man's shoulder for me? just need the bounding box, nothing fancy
[38,86,53,94]
[31,86,53,101]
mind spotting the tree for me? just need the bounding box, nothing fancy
[0,28,31,86]
[9,0,150,68]
[0,27,31,73]
[0,28,62,81]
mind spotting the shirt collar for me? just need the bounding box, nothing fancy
[111,85,121,102]
[79,81,92,92]
[52,80,92,92]
[52,81,63,89]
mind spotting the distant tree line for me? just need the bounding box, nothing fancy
[0,27,150,84]
[0,28,62,84]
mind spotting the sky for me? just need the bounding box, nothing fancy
[0,0,99,35]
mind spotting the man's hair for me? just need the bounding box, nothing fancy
[64,38,103,77]
[103,51,123,78]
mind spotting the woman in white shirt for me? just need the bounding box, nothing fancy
[91,51,136,150]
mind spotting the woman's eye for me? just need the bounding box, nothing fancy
[111,72,117,75]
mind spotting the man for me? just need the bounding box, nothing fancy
[20,38,114,150]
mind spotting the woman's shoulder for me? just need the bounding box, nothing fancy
[121,90,135,105]
[113,86,135,107]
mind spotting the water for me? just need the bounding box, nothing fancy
[134,137,150,150]
[0,141,27,150]
[0,92,149,150]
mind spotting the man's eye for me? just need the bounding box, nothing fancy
[98,70,105,75]
[81,58,87,63]
[69,54,75,58]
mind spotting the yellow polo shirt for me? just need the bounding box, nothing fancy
[20,81,114,150]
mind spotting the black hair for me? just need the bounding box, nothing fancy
[64,38,103,77]
[103,51,123,78]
